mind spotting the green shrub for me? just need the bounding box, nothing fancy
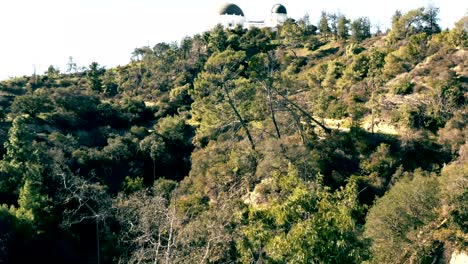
[365,171,440,263]
[392,78,415,95]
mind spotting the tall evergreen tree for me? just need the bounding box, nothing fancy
[319,11,331,37]
[337,15,350,40]
[351,17,371,41]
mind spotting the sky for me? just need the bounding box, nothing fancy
[0,0,466,81]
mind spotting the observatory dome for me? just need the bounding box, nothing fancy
[271,4,287,14]
[219,3,245,16]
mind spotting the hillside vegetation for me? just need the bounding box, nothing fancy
[0,7,466,263]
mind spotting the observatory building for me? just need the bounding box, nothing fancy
[219,3,245,28]
[267,4,288,27]
[218,3,288,29]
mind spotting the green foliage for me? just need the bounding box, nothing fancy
[361,143,398,190]
[392,77,415,95]
[0,9,465,262]
[121,176,144,194]
[191,49,257,149]
[384,33,430,78]
[427,76,465,117]
[392,103,427,129]
[340,53,370,86]
[337,15,350,40]
[86,62,105,92]
[364,171,440,263]
[367,48,386,76]
[439,143,468,243]
[305,35,322,51]
[208,24,228,52]
[238,165,368,263]
[101,68,119,96]
[155,115,187,142]
[46,65,60,78]
[318,11,331,36]
[447,15,468,48]
[388,7,441,43]
[153,178,178,199]
[10,91,54,118]
[16,178,52,228]
[0,204,34,260]
[322,60,345,88]
[437,111,467,155]
[169,84,192,110]
[351,17,371,42]
[0,116,44,199]
[280,20,305,47]
[139,134,166,161]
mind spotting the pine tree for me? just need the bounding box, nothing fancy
[319,11,331,37]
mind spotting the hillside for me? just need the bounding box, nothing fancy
[0,7,466,264]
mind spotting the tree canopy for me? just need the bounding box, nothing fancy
[0,6,465,264]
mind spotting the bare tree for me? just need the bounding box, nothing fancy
[58,171,111,264]
[113,190,180,264]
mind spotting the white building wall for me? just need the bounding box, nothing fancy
[268,13,287,27]
[219,7,287,29]
[220,15,245,28]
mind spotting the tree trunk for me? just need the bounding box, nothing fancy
[153,159,156,182]
[262,81,282,139]
[285,105,306,144]
[274,89,331,134]
[222,85,256,150]
[96,220,100,264]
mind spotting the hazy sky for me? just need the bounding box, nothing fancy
[0,0,466,80]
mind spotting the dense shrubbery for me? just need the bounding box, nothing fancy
[0,7,466,263]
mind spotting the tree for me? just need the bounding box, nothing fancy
[208,24,228,52]
[388,7,441,43]
[383,32,429,78]
[66,56,78,73]
[113,189,180,264]
[447,15,468,48]
[298,13,317,36]
[422,5,441,35]
[239,26,274,55]
[155,115,188,143]
[248,52,282,140]
[15,176,52,230]
[364,171,440,263]
[280,20,304,48]
[361,143,397,190]
[191,49,256,150]
[86,62,105,93]
[59,170,112,264]
[139,134,166,181]
[437,111,467,155]
[439,143,468,243]
[102,69,119,97]
[0,116,40,196]
[351,17,371,42]
[328,13,339,38]
[238,164,368,263]
[337,15,350,40]
[390,10,403,38]
[318,11,331,37]
[10,91,54,118]
[46,65,60,78]
[180,36,193,59]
